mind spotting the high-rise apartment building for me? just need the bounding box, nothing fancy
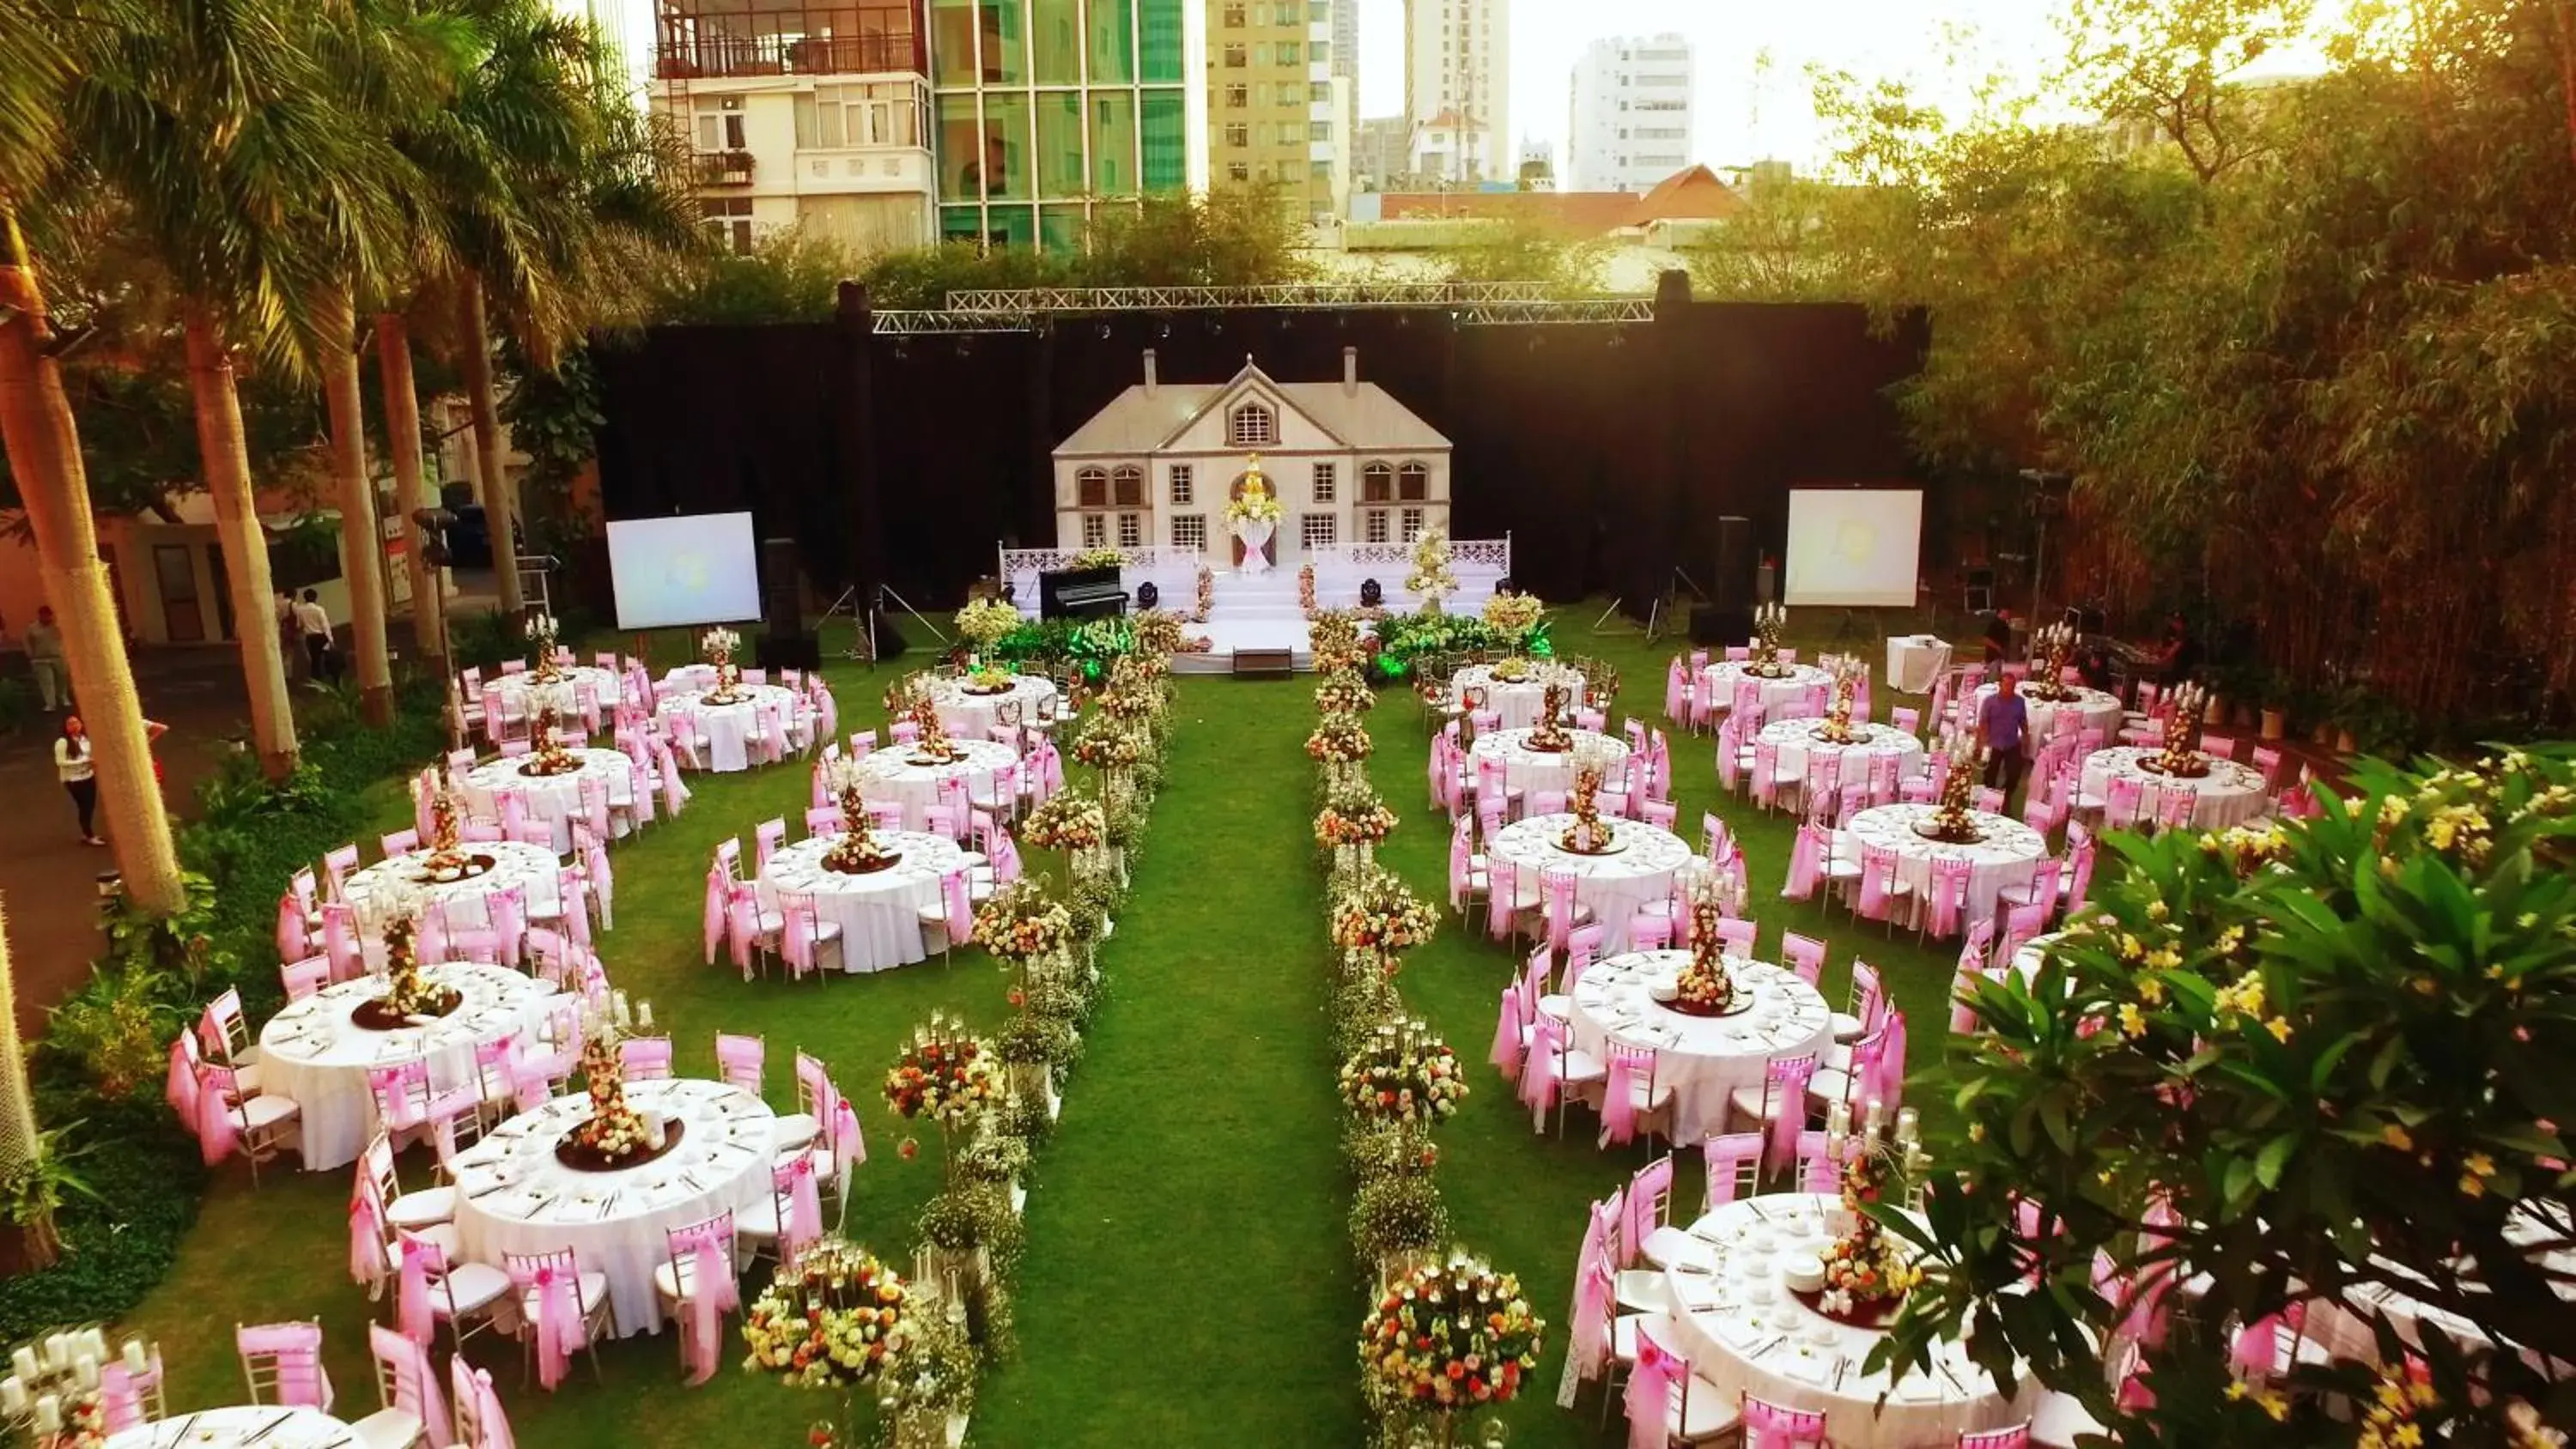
[1404,0,1506,183]
[1210,0,1346,220]
[1353,114,1411,190]
[1328,0,1355,84]
[1565,33,1694,193]
[923,0,1203,250]
[652,0,939,255]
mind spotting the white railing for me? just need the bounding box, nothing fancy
[1308,536,1511,577]
[999,545,1206,615]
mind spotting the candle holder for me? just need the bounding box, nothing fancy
[0,1326,153,1445]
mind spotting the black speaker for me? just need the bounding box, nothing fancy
[1714,517,1753,613]
[756,634,821,671]
[1692,605,1753,645]
[761,537,804,640]
[868,609,907,658]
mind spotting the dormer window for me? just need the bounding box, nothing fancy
[1230,402,1275,448]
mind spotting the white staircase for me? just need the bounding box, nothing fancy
[1176,570,1313,674]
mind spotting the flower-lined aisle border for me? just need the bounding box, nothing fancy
[743,629,1185,1449]
[1303,627,1546,1447]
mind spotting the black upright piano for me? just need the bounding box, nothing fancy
[1039,564,1130,621]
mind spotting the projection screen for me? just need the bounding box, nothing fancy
[1783,488,1924,609]
[606,512,763,630]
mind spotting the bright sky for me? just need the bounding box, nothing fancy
[1353,0,2340,177]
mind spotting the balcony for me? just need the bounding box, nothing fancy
[654,1,924,80]
[694,149,756,185]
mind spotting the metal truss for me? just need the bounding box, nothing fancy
[939,281,1553,314]
[872,294,1653,334]
[868,312,1031,335]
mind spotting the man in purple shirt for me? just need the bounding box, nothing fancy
[1979,672,2030,799]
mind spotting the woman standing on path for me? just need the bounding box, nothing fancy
[56,715,103,846]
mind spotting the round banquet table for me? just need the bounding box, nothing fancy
[339,842,565,969]
[1838,805,2047,926]
[1469,728,1630,800]
[1450,663,1586,731]
[855,738,1017,831]
[657,682,805,774]
[458,748,634,853]
[259,961,553,1172]
[2307,1205,2576,1363]
[1566,952,1834,1140]
[479,664,623,741]
[1485,814,1693,953]
[1755,718,1926,792]
[1662,1192,2034,1446]
[451,1077,778,1337]
[757,832,970,973]
[107,1406,354,1449]
[927,673,1057,741]
[1703,661,1833,720]
[1975,682,2125,744]
[2080,746,2269,829]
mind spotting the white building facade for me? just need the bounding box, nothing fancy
[1566,33,1694,194]
[1404,0,1507,184]
[1051,349,1451,568]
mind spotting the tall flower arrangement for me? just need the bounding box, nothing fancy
[1331,866,1441,975]
[1309,611,1368,676]
[1922,724,1987,843]
[1308,713,1374,767]
[1814,655,1865,745]
[523,611,562,682]
[2151,682,2211,777]
[1358,1253,1546,1440]
[2026,621,2079,702]
[884,1015,999,1143]
[1403,529,1458,612]
[1524,682,1573,752]
[1339,1017,1466,1127]
[702,627,744,701]
[1557,747,1618,854]
[1669,889,1740,1016]
[1748,601,1790,678]
[1316,779,1400,852]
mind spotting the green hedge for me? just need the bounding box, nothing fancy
[0,677,447,1341]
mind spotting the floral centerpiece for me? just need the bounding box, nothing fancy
[702,627,745,704]
[1020,791,1105,852]
[2146,682,2211,778]
[1070,715,1145,771]
[902,687,963,765]
[1918,724,1988,844]
[1557,748,1619,855]
[2025,621,2079,702]
[1482,589,1543,640]
[1222,459,1285,525]
[520,703,584,776]
[415,768,488,881]
[1315,670,1375,714]
[524,611,562,682]
[1069,546,1126,571]
[357,908,462,1028]
[1339,1017,1467,1126]
[968,882,1073,969]
[1812,655,1866,746]
[565,1023,657,1167]
[1523,683,1574,752]
[884,1014,1000,1134]
[1308,713,1374,765]
[1403,528,1458,612]
[953,597,1021,674]
[1133,609,1187,657]
[1667,891,1741,1018]
[1813,1142,1924,1321]
[1358,1252,1545,1427]
[1316,780,1400,849]
[1309,611,1367,675]
[742,1237,916,1396]
[1747,601,1792,678]
[1330,866,1441,972]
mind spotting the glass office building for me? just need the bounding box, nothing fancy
[929,0,1198,249]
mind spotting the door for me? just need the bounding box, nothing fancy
[204,543,237,641]
[154,543,203,643]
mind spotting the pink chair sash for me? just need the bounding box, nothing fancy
[166,1035,200,1122]
[349,1187,386,1288]
[194,1065,241,1166]
[370,1324,452,1446]
[1519,1016,1564,1115]
[676,1224,741,1385]
[1489,983,1527,1079]
[526,1263,584,1390]
[1625,1334,1680,1449]
[397,1233,437,1343]
[1600,1052,1640,1146]
[830,1097,867,1178]
[237,1322,331,1410]
[1741,1393,1826,1447]
[451,1358,516,1449]
[1625,1156,1672,1260]
[1571,1258,1613,1380]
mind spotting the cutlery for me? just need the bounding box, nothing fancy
[238,1410,293,1446]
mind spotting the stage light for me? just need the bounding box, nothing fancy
[1097,323,1111,339]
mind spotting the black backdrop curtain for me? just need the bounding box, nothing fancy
[592,285,1928,617]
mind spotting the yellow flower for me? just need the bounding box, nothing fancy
[2382,1124,2414,1150]
[2227,1381,2251,1403]
[2257,1390,2290,1422]
[2392,1423,2423,1447]
[2458,1173,2487,1197]
[2265,1016,2293,1043]
[2118,934,2144,961]
[2117,1003,2148,1038]
[1968,1120,1986,1143]
[2464,1151,2495,1178]
[2375,1380,2409,1412]
[2138,977,2166,1004]
[2145,946,2182,972]
[2146,900,2170,921]
[2408,1381,2437,1408]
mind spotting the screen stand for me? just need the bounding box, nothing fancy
[1828,607,1882,648]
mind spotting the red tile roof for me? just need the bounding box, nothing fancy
[1375,165,1740,237]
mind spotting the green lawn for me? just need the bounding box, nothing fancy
[115,603,1968,1447]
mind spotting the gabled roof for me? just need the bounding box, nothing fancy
[1374,163,1741,238]
[1055,357,1449,458]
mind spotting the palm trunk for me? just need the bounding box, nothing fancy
[181,303,299,779]
[457,272,522,614]
[0,900,57,1267]
[316,288,393,725]
[0,227,185,913]
[375,311,444,673]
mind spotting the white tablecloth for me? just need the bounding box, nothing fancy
[1451,664,1586,731]
[459,749,634,854]
[1566,953,1833,1139]
[928,674,1056,740]
[2080,747,2269,829]
[2309,1206,2576,1362]
[107,1407,354,1449]
[657,684,805,773]
[1486,814,1693,952]
[856,738,1018,831]
[1664,1193,2032,1446]
[480,665,623,741]
[451,1077,777,1337]
[340,842,565,967]
[1468,728,1631,801]
[1703,662,1833,719]
[1885,635,1953,694]
[259,961,552,1172]
[1756,719,1926,791]
[1838,805,2046,925]
[1974,682,2124,744]
[758,832,969,973]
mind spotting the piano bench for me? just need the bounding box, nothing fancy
[1231,648,1296,678]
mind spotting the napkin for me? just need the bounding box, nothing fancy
[1895,1373,1947,1403]
[1778,1352,1829,1384]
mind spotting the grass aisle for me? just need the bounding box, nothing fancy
[976,676,1360,1446]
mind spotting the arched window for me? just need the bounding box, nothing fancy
[1230,401,1275,447]
[1362,461,1394,503]
[1111,464,1145,506]
[1398,462,1428,501]
[1076,467,1109,508]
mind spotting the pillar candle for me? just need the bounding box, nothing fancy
[2,1376,26,1414]
[73,1355,96,1391]
[10,1347,34,1382]
[33,1393,59,1434]
[123,1340,149,1375]
[637,1000,653,1030]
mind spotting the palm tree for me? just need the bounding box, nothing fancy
[0,898,64,1265]
[0,0,186,913]
[70,0,419,777]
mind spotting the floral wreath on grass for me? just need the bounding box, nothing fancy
[1316,781,1400,848]
[1315,671,1376,714]
[1330,866,1440,968]
[969,882,1074,967]
[1339,1017,1467,1125]
[1021,791,1106,852]
[1358,1252,1544,1419]
[885,1015,1001,1131]
[742,1238,916,1388]
[1308,714,1375,765]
